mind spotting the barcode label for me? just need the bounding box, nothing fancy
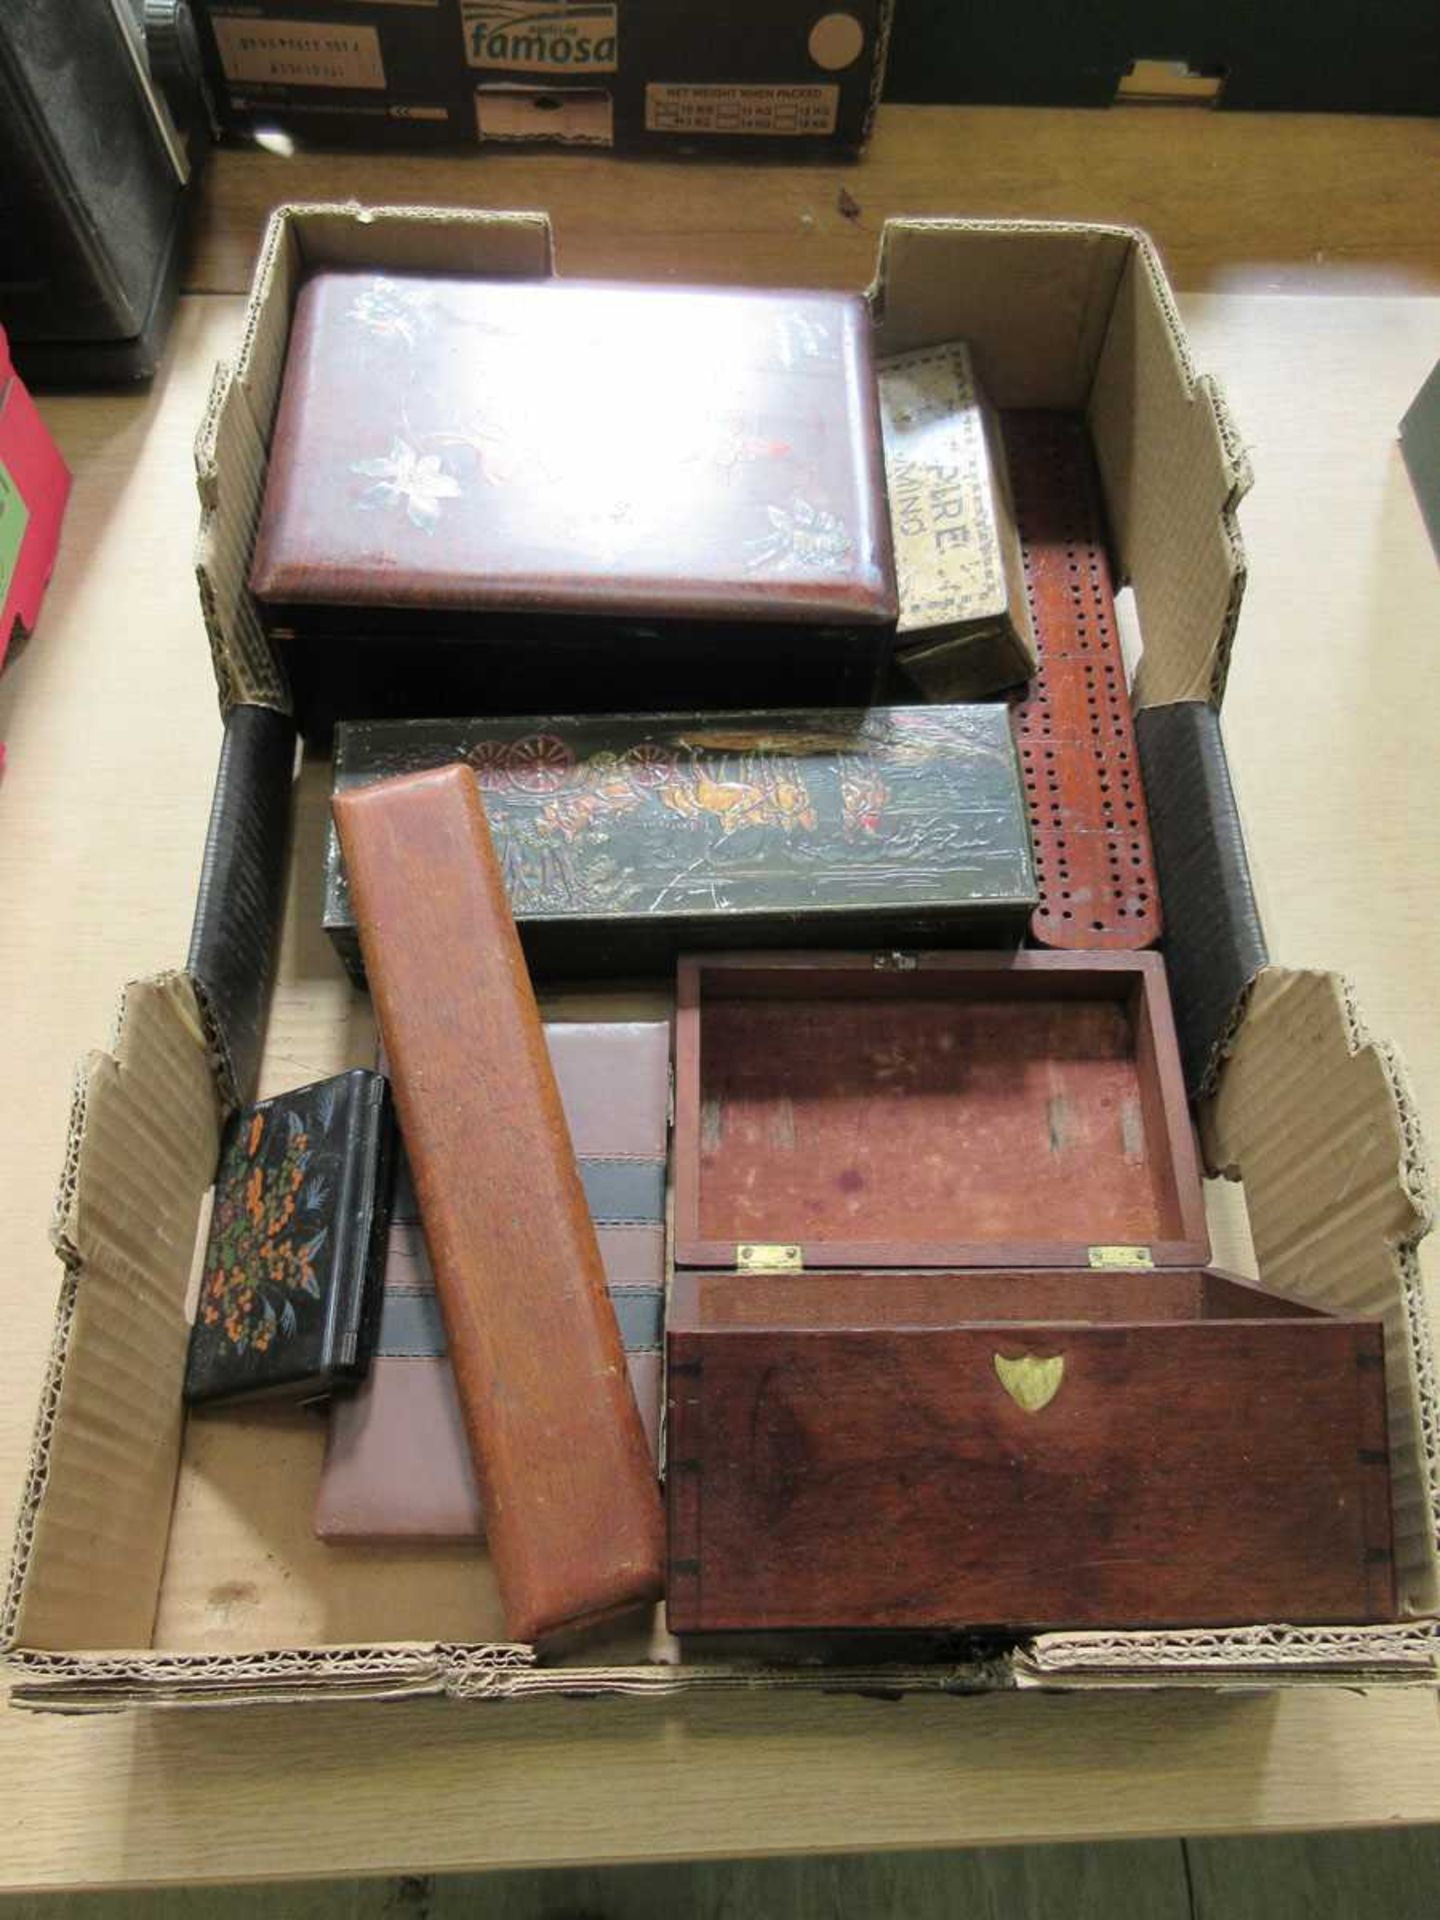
[212,18,386,89]
[646,82,838,137]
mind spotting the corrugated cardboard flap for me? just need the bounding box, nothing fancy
[1018,1622,1439,1689]
[1091,236,1252,711]
[1201,968,1440,1614]
[194,358,285,714]
[194,204,555,718]
[869,218,1134,406]
[3,975,222,1655]
[9,1643,1009,1714]
[7,1642,533,1713]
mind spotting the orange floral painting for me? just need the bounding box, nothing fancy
[198,1097,332,1360]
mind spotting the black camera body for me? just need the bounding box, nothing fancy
[0,1,214,386]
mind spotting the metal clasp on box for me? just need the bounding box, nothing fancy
[873,951,918,971]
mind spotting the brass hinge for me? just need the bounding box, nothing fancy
[736,1243,804,1273]
[1088,1244,1155,1271]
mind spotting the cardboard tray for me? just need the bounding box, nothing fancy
[5,208,1438,1710]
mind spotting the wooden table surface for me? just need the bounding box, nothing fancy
[2,107,1440,1891]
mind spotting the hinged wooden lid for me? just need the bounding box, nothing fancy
[674,950,1210,1273]
[250,272,897,631]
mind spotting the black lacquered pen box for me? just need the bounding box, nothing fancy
[184,1069,397,1407]
[324,705,1037,982]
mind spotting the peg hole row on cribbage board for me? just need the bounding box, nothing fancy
[1001,410,1161,951]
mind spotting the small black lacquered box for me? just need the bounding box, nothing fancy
[184,1069,397,1407]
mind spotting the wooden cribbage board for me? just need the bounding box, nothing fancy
[1003,411,1162,951]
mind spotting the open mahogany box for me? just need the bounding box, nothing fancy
[673,950,1210,1271]
[668,951,1392,1635]
[4,205,1439,1712]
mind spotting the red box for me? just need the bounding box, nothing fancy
[0,325,70,683]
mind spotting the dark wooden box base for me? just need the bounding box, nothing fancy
[666,1270,1396,1634]
[267,612,889,748]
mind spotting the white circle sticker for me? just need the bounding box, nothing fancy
[809,11,866,71]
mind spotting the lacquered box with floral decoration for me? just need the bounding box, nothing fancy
[183,1069,397,1407]
[248,271,897,739]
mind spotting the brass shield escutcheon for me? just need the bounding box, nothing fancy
[994,1352,1065,1413]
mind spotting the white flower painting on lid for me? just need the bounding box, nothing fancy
[351,437,462,533]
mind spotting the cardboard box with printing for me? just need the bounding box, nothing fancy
[194,1,893,154]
